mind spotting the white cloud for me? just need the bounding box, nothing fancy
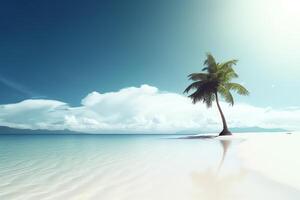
[0,84,299,133]
[0,99,68,130]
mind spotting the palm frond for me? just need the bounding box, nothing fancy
[188,89,205,104]
[188,88,215,107]
[188,73,209,81]
[218,85,234,106]
[203,53,217,73]
[225,71,238,79]
[202,67,208,71]
[218,59,238,70]
[184,81,204,94]
[226,82,249,96]
[218,70,238,82]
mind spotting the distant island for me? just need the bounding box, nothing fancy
[0,126,79,134]
[230,126,288,133]
[176,126,289,135]
[0,126,289,135]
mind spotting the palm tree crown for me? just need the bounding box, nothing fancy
[184,53,249,136]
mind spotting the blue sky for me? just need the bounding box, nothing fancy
[0,0,299,108]
[0,0,300,132]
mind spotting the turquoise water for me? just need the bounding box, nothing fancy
[0,134,299,200]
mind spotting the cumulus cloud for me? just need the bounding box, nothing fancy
[0,85,299,133]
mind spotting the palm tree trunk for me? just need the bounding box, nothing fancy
[215,92,232,136]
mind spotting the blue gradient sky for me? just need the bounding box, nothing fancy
[0,0,299,108]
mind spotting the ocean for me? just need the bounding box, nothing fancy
[0,133,299,200]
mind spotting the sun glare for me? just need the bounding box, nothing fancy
[282,0,300,14]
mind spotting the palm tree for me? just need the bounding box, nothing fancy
[184,53,249,136]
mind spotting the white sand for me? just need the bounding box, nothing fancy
[237,132,300,190]
[0,133,299,200]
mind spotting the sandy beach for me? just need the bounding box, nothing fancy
[0,133,299,200]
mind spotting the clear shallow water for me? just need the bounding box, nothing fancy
[0,134,299,200]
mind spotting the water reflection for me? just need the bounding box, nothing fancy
[191,139,247,200]
[217,139,231,173]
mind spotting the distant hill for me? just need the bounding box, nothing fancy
[230,126,289,133]
[176,126,289,135]
[0,126,80,134]
[0,126,289,135]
